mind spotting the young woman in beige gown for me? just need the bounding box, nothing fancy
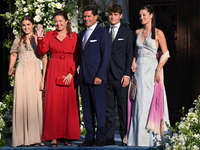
[8,15,47,147]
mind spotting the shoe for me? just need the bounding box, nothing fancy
[121,142,127,146]
[104,138,115,145]
[78,140,94,147]
[50,143,57,148]
[92,139,104,147]
[39,143,45,146]
[64,140,72,146]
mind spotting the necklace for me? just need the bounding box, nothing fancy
[58,31,67,36]
[142,30,150,39]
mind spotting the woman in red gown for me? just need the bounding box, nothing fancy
[36,10,80,147]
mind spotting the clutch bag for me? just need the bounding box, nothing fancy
[130,73,137,100]
[8,68,16,76]
[55,76,71,87]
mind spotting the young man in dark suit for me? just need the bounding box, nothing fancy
[104,4,134,146]
[78,5,112,147]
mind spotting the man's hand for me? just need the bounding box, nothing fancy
[121,76,130,88]
[94,77,102,85]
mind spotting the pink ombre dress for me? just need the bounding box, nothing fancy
[127,29,170,146]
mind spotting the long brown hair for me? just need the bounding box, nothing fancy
[18,15,35,49]
[140,5,156,39]
[53,10,72,39]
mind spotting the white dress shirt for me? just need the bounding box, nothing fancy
[109,22,121,38]
[82,23,98,43]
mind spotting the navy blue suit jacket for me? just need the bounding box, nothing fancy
[108,25,134,80]
[79,25,112,84]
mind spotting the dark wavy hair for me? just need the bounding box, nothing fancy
[53,10,72,39]
[140,5,156,39]
[83,5,98,16]
[18,15,35,50]
[107,4,123,14]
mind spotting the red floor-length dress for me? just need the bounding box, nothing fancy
[37,31,80,141]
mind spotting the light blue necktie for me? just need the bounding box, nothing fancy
[82,29,90,49]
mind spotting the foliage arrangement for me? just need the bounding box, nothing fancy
[0,78,14,147]
[165,95,200,150]
[1,0,77,49]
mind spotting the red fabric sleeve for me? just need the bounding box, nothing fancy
[37,32,50,55]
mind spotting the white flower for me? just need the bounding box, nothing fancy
[48,3,52,8]
[105,12,109,17]
[51,2,55,8]
[13,29,18,36]
[67,13,72,20]
[37,0,44,2]
[5,12,12,19]
[34,15,42,23]
[23,7,28,13]
[36,9,41,15]
[55,3,62,9]
[98,10,101,14]
[79,19,83,24]
[21,0,26,4]
[193,145,199,150]
[28,5,32,10]
[12,21,17,26]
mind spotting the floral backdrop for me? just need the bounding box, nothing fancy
[0,0,121,146]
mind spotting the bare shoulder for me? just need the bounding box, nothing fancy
[155,28,165,38]
[135,28,142,37]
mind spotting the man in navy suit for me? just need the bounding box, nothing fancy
[104,4,134,146]
[78,5,112,147]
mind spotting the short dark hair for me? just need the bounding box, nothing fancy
[83,5,98,16]
[107,4,122,14]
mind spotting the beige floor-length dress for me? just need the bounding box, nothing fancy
[10,37,46,147]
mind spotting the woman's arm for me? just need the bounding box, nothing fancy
[155,29,169,82]
[9,52,18,77]
[39,55,48,91]
[130,29,140,72]
[36,24,49,55]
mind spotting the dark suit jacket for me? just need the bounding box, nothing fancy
[108,25,134,80]
[79,24,112,84]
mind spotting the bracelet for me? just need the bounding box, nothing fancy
[41,80,45,82]
[38,37,43,38]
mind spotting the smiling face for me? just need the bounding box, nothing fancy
[108,12,122,26]
[22,20,34,36]
[54,15,68,32]
[83,10,98,28]
[139,9,153,25]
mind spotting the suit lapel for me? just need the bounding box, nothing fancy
[80,30,86,52]
[87,25,99,43]
[112,24,123,45]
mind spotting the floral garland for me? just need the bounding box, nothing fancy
[1,0,77,38]
[165,95,200,149]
